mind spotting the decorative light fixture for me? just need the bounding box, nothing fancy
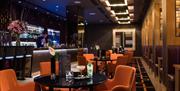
[100,0,133,24]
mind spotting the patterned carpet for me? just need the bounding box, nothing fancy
[133,58,156,91]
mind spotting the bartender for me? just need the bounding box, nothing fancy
[37,30,49,48]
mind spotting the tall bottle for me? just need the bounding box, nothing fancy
[87,62,93,78]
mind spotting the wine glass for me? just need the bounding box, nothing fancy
[77,65,85,77]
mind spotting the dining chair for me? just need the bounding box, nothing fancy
[39,61,69,91]
[77,56,96,73]
[107,55,129,77]
[124,51,134,64]
[95,65,136,91]
[83,54,95,62]
[0,69,36,91]
[40,61,60,76]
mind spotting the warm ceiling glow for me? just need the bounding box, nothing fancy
[101,0,128,7]
[128,6,134,10]
[111,10,116,15]
[129,13,134,16]
[118,17,130,20]
[89,12,96,16]
[118,21,130,24]
[100,0,133,24]
[115,10,129,15]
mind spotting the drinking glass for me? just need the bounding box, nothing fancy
[77,65,85,77]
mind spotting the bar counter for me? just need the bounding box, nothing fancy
[32,48,88,72]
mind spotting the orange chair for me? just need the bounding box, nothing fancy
[83,54,94,62]
[95,65,136,91]
[110,53,123,61]
[40,61,60,76]
[39,61,68,91]
[125,51,134,64]
[108,55,129,77]
[77,56,96,73]
[0,69,36,91]
[110,53,124,64]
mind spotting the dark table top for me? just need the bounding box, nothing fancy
[34,73,107,88]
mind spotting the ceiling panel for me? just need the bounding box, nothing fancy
[109,0,125,4]
[111,6,128,13]
[14,0,151,24]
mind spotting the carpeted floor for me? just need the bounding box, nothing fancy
[29,58,156,91]
[133,58,156,91]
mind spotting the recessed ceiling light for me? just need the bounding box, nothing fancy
[118,21,130,24]
[46,12,49,14]
[18,1,22,3]
[105,7,111,11]
[128,6,134,10]
[89,12,96,16]
[34,7,38,10]
[56,5,59,8]
[42,0,46,2]
[99,20,104,23]
[130,19,134,21]
[129,13,134,17]
[110,10,115,15]
[74,1,81,4]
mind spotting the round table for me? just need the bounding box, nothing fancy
[34,73,107,91]
[92,57,113,75]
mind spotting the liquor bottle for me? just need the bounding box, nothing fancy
[87,62,93,78]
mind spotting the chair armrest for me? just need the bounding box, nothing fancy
[18,82,36,91]
[95,79,113,90]
[112,85,130,91]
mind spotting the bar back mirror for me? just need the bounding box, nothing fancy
[176,0,180,37]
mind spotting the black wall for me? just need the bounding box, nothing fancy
[135,25,142,56]
[84,24,142,56]
[84,24,114,50]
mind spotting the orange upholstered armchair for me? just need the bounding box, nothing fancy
[124,51,134,64]
[40,61,59,76]
[0,69,36,91]
[95,65,136,91]
[77,56,96,73]
[39,61,68,91]
[108,55,129,77]
[83,54,95,62]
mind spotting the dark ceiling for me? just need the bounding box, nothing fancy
[15,0,151,25]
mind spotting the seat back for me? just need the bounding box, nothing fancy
[125,52,134,64]
[112,65,134,86]
[110,53,123,60]
[77,56,87,65]
[130,67,136,91]
[0,69,18,91]
[116,55,129,65]
[83,54,94,61]
[40,61,59,76]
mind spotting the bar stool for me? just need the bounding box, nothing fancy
[15,46,26,80]
[4,46,15,69]
[25,46,34,77]
[0,46,4,69]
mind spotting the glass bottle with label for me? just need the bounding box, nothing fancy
[87,62,93,78]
